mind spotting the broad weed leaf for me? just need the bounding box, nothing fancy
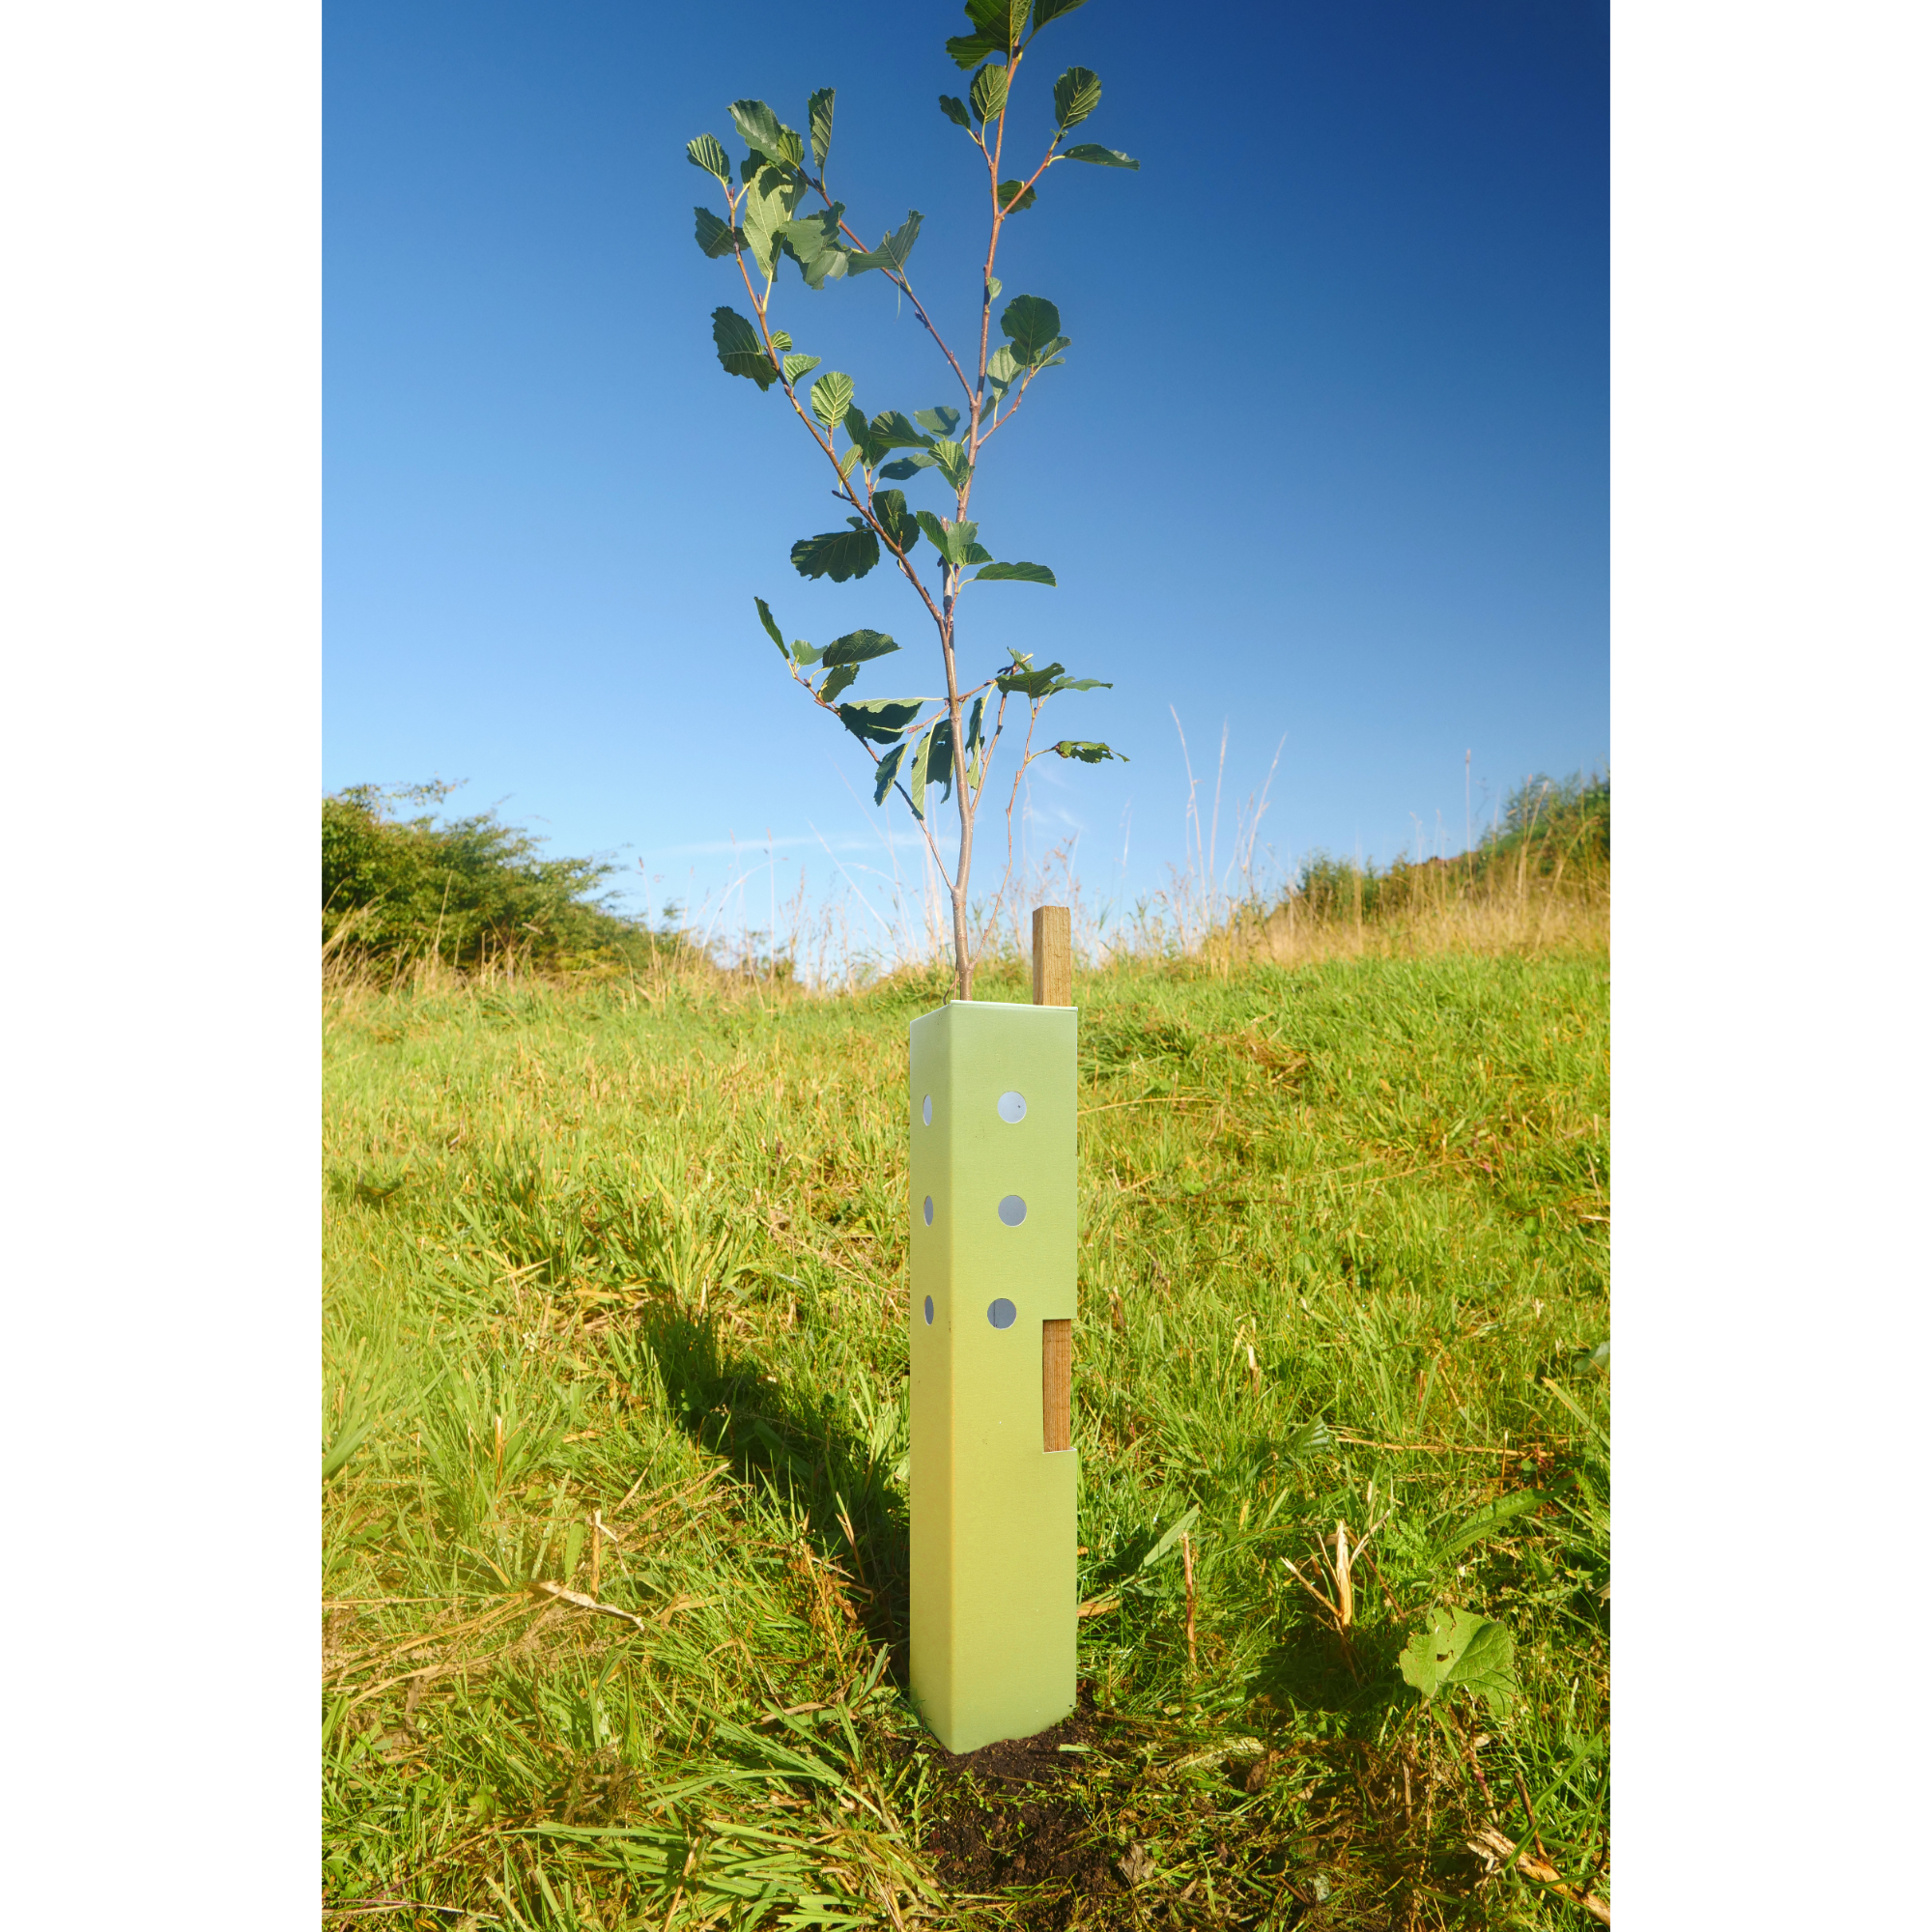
[1399,1607,1519,1719]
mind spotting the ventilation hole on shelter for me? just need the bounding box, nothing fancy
[997,1091,1027,1123]
[923,1195,934,1226]
[987,1298,1017,1329]
[924,1295,934,1325]
[923,1094,932,1126]
[998,1194,1027,1227]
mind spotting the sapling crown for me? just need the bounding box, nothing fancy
[687,0,1136,997]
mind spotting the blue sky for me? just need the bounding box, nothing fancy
[325,0,1606,937]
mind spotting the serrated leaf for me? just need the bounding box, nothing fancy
[1052,66,1100,128]
[1398,1607,1519,1719]
[986,273,1003,304]
[997,180,1037,213]
[1000,294,1063,366]
[927,439,972,490]
[1052,739,1125,763]
[841,404,887,469]
[985,344,1022,393]
[729,99,802,173]
[810,371,854,433]
[783,205,849,289]
[878,454,936,480]
[970,64,1009,124]
[868,411,935,451]
[946,30,1007,70]
[871,741,907,805]
[711,307,778,389]
[1031,0,1091,29]
[769,329,792,353]
[753,596,788,659]
[818,663,862,704]
[837,697,926,745]
[821,628,899,668]
[782,354,820,384]
[845,211,923,277]
[791,523,880,582]
[909,721,956,816]
[996,657,1067,698]
[871,490,921,556]
[939,95,972,129]
[1434,1491,1548,1564]
[807,87,835,172]
[694,206,744,259]
[686,133,731,184]
[974,560,1056,584]
[1062,142,1139,170]
[914,406,961,438]
[914,511,982,568]
[790,641,824,667]
[741,164,806,276]
[838,445,863,481]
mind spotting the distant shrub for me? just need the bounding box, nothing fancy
[322,782,673,975]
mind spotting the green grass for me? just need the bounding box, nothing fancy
[324,947,1609,1930]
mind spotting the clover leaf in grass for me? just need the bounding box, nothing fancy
[1398,1606,1519,1719]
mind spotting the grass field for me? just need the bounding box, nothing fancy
[324,943,1608,1930]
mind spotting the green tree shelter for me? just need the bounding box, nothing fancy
[686,0,1136,997]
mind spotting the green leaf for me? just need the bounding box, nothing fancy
[909,721,956,816]
[1000,294,1063,366]
[1030,0,1091,30]
[974,560,1057,584]
[986,273,1003,304]
[807,87,835,172]
[791,521,880,582]
[837,697,926,745]
[741,164,806,276]
[871,741,907,805]
[821,629,899,668]
[711,307,778,389]
[946,30,1007,70]
[927,438,972,490]
[817,663,862,704]
[1052,739,1125,763]
[753,596,788,660]
[996,656,1067,698]
[914,406,961,438]
[810,371,854,432]
[728,99,802,173]
[870,490,921,556]
[845,212,923,277]
[878,454,936,481]
[938,95,972,129]
[970,64,1009,124]
[1434,1492,1548,1565]
[842,404,888,469]
[867,411,936,451]
[686,133,731,184]
[997,180,1037,213]
[838,445,864,481]
[790,641,824,667]
[1062,142,1139,170]
[782,205,849,289]
[1052,66,1100,128]
[1399,1608,1519,1719]
[782,353,820,384]
[694,207,744,260]
[1141,1506,1201,1570]
[985,345,1022,393]
[322,1415,374,1483]
[914,511,983,568]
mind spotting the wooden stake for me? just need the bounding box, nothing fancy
[1042,1319,1071,1451]
[1032,905,1071,1008]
